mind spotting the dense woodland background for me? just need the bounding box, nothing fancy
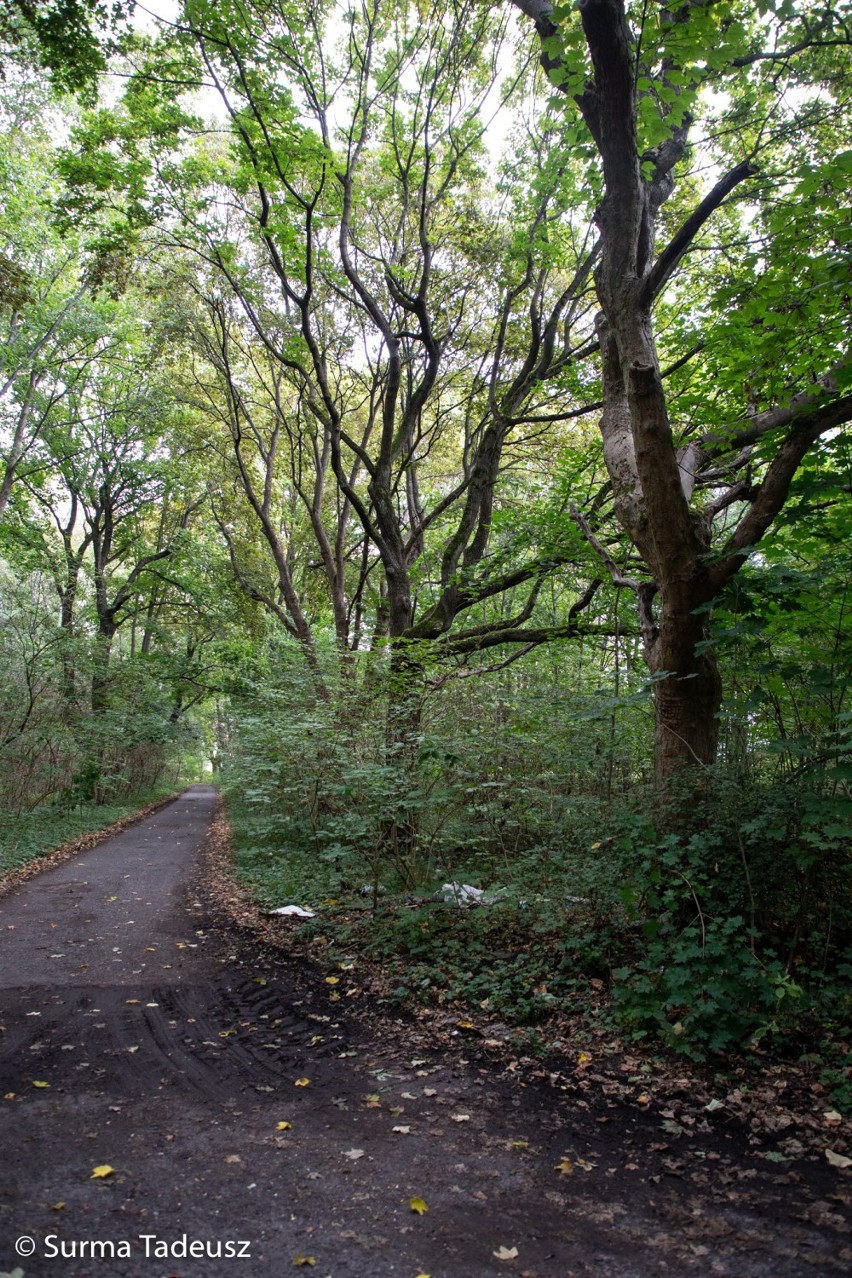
[0,0,850,1080]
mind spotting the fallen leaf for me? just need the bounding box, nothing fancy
[225,1155,242,1165]
[294,1077,310,1087]
[705,1099,724,1113]
[451,1113,471,1123]
[636,1094,650,1105]
[364,1093,382,1107]
[33,1080,50,1089]
[325,976,340,985]
[392,1125,411,1134]
[825,1148,852,1169]
[423,1088,437,1097]
[824,1111,843,1126]
[291,1256,316,1267]
[493,1246,519,1261]
[555,1158,574,1175]
[409,1196,428,1215]
[577,1052,592,1067]
[52,1202,65,1210]
[90,1165,114,1179]
[253,977,267,986]
[276,1122,292,1131]
[343,1148,365,1160]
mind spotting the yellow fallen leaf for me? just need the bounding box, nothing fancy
[409,1196,428,1215]
[276,1122,292,1131]
[577,1052,592,1067]
[591,841,601,849]
[825,1148,852,1169]
[52,1201,65,1210]
[414,1273,430,1278]
[636,1093,650,1105]
[33,1080,50,1089]
[294,1077,310,1087]
[575,1157,596,1171]
[555,1158,574,1175]
[253,977,267,986]
[218,1030,236,1039]
[364,1093,381,1108]
[493,1246,519,1261]
[91,1165,114,1179]
[325,976,340,985]
[291,1256,316,1267]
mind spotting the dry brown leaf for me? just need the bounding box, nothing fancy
[493,1246,519,1261]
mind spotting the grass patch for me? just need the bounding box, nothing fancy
[0,788,176,873]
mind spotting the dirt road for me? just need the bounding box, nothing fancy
[0,787,847,1277]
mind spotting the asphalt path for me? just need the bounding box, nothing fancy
[0,787,847,1278]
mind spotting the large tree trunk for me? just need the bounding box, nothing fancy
[648,605,722,776]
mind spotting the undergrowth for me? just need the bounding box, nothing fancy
[221,660,852,1105]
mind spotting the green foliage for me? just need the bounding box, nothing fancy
[223,641,851,1058]
[0,1,133,99]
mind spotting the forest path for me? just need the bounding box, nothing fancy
[0,788,846,1277]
